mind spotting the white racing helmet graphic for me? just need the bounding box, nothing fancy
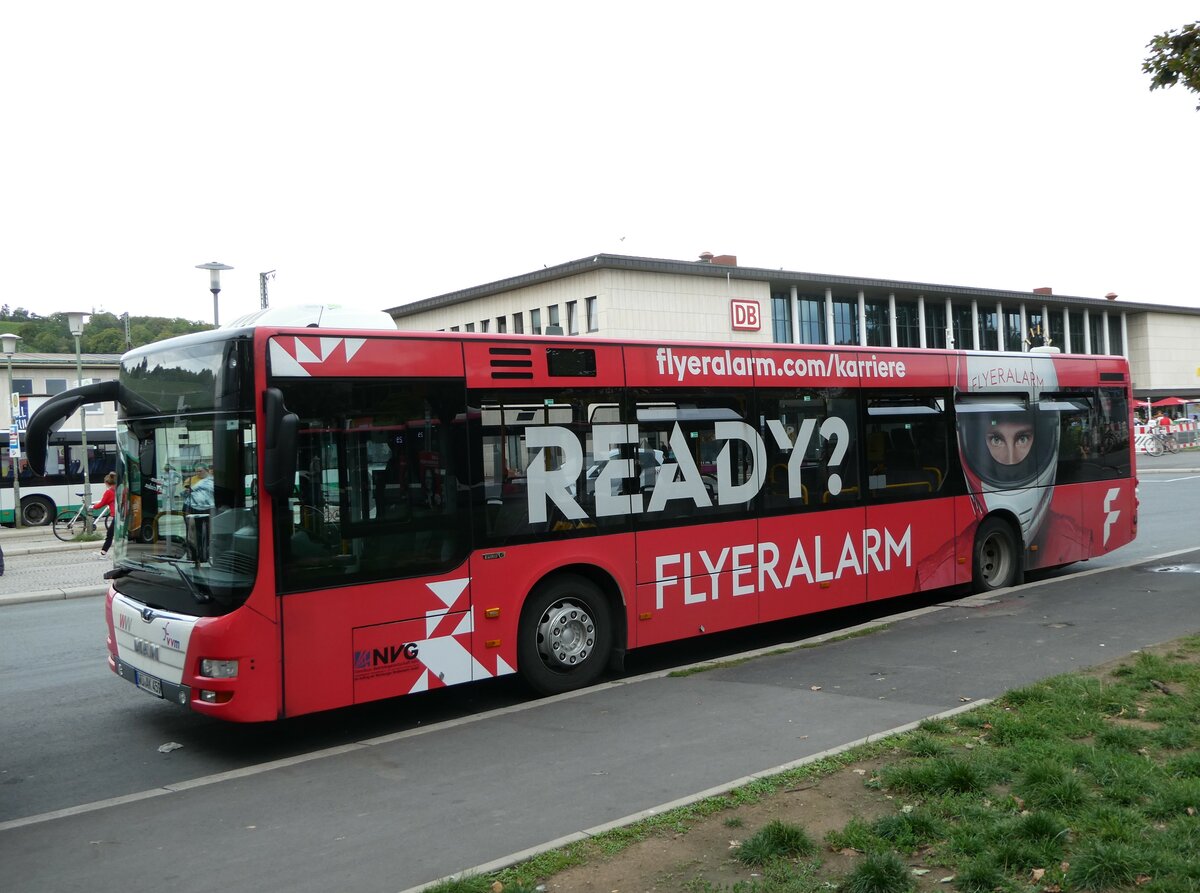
[956,355,1060,543]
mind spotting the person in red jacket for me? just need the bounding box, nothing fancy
[93,472,117,557]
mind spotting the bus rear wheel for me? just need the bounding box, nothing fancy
[972,517,1020,592]
[518,574,612,696]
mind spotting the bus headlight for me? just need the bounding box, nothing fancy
[200,658,239,678]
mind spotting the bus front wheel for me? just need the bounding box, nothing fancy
[972,517,1020,592]
[518,574,612,696]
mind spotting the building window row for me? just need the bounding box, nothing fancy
[443,296,599,338]
[770,291,1125,357]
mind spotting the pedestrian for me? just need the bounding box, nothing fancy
[0,539,5,576]
[94,471,117,557]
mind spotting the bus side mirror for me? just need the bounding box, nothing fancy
[262,388,299,500]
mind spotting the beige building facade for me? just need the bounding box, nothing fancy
[388,253,1200,402]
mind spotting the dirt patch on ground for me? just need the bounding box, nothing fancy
[543,758,910,893]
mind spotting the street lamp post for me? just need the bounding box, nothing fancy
[1,332,22,528]
[196,261,234,327]
[66,312,94,534]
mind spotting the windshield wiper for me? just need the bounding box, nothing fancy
[159,556,212,604]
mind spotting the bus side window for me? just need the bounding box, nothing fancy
[863,392,950,502]
[759,389,859,514]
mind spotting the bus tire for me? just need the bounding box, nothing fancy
[21,496,55,527]
[972,517,1020,592]
[518,573,612,696]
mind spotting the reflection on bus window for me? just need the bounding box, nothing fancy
[759,389,859,513]
[863,393,950,502]
[276,379,472,592]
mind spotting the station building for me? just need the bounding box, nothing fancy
[387,252,1200,406]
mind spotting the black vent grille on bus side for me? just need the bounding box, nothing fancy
[489,346,533,379]
[1099,372,1127,382]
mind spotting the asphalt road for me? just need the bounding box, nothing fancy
[1,463,1198,893]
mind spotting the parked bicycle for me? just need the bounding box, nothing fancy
[52,492,111,542]
[1143,431,1180,458]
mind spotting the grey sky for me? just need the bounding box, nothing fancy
[4,2,1197,325]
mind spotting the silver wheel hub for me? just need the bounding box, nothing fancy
[536,600,595,669]
[980,534,1011,583]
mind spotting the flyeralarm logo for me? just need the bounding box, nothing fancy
[654,347,907,382]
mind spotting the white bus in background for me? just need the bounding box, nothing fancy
[1,429,117,526]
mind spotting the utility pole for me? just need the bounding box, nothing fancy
[259,270,276,310]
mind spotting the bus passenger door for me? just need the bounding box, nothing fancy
[862,390,958,600]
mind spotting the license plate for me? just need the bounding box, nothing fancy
[136,670,164,698]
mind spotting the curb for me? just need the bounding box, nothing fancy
[4,541,104,557]
[0,584,108,606]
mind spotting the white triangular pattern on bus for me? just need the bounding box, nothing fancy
[425,577,470,608]
[319,337,342,361]
[408,669,430,694]
[495,656,516,677]
[453,612,473,636]
[268,340,311,377]
[417,636,486,686]
[425,608,449,638]
[293,338,323,364]
[344,338,365,361]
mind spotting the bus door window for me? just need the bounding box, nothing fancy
[758,389,859,514]
[276,379,471,593]
[1098,388,1131,477]
[629,390,755,526]
[1043,394,1094,485]
[862,393,951,502]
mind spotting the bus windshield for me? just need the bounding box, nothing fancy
[113,413,258,612]
[111,337,258,615]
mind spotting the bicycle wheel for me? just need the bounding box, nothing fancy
[1144,436,1164,458]
[52,511,79,541]
[1167,436,1181,454]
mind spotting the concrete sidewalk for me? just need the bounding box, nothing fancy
[0,523,108,605]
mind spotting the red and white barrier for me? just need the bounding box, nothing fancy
[1134,420,1198,453]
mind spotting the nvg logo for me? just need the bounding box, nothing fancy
[354,643,420,671]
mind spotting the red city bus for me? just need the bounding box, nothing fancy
[26,323,1137,722]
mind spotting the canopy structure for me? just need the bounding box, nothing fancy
[1150,396,1188,407]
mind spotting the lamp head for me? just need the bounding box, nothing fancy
[66,313,88,337]
[196,261,234,293]
[0,332,20,356]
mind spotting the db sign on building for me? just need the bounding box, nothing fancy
[730,299,760,332]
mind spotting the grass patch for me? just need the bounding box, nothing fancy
[735,820,816,866]
[841,851,913,893]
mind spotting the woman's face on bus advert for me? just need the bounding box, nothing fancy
[986,420,1033,465]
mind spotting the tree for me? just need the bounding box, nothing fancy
[0,308,212,353]
[1144,21,1200,109]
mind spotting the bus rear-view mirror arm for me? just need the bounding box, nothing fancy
[262,388,299,500]
[24,379,123,476]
